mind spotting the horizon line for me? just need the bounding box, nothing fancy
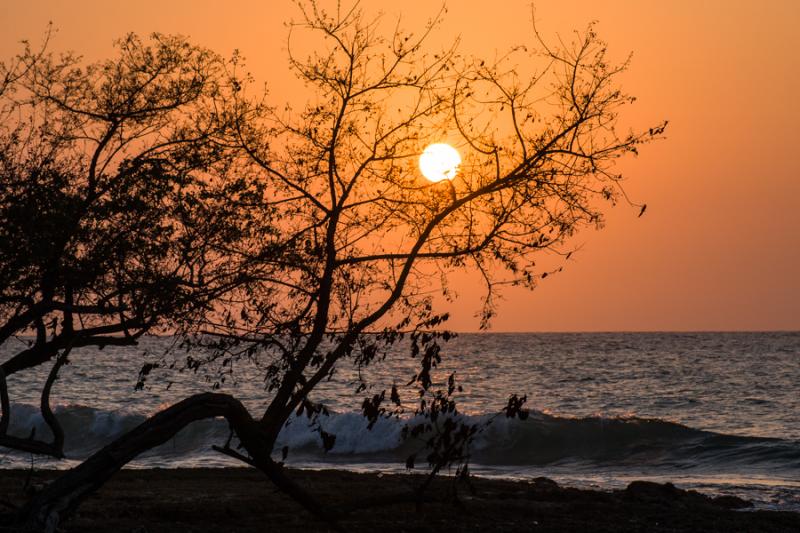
[453,329,800,334]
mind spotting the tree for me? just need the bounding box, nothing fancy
[0,30,264,470]
[2,3,665,531]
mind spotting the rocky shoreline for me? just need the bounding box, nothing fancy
[1,467,798,532]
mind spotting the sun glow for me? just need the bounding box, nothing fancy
[419,143,461,182]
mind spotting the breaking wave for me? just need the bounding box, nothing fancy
[2,403,798,476]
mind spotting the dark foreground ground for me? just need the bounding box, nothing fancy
[1,468,799,532]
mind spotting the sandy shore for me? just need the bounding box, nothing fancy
[2,468,799,532]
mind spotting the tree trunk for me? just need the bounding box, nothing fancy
[17,393,257,532]
[12,391,340,532]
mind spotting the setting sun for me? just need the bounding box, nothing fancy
[419,143,461,182]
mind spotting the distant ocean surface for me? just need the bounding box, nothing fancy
[2,332,799,511]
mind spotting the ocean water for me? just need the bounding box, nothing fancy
[1,332,799,511]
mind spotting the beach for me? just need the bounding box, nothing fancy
[3,467,799,532]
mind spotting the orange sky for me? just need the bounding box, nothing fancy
[2,1,798,332]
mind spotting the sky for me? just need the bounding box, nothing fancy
[1,1,798,332]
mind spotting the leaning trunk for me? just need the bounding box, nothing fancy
[18,393,257,532]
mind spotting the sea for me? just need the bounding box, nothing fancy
[2,332,799,511]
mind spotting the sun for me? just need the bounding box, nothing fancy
[419,143,461,182]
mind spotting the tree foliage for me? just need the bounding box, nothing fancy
[0,30,264,456]
[193,0,664,465]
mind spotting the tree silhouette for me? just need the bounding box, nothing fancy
[1,3,664,531]
[0,31,265,457]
